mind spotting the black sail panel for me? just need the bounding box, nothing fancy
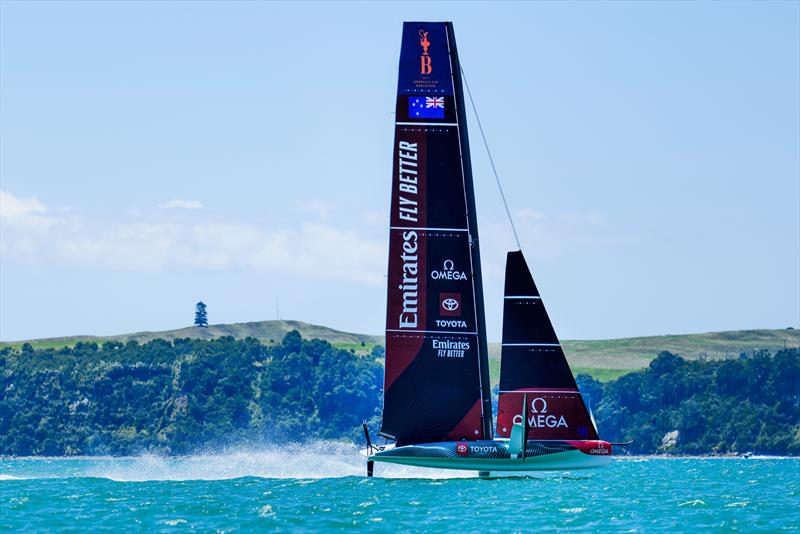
[499,346,577,391]
[495,251,598,440]
[380,22,491,446]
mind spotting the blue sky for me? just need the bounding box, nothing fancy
[1,1,798,341]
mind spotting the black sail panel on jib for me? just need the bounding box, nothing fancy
[380,22,492,446]
[495,251,599,441]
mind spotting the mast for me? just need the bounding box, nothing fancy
[446,22,493,440]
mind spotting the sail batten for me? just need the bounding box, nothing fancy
[380,22,492,446]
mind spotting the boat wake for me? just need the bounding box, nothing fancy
[0,442,476,482]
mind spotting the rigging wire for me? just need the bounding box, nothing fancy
[460,65,522,251]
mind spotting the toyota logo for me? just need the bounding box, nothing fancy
[442,298,459,311]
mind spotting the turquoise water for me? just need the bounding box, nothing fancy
[2,447,798,532]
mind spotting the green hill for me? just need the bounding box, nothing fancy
[488,328,800,381]
[561,328,800,368]
[3,322,797,382]
[0,320,382,354]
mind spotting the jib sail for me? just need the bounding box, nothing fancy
[495,251,599,440]
[380,22,493,446]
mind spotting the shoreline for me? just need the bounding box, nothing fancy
[2,453,798,460]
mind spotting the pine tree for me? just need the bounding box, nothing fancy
[194,301,208,327]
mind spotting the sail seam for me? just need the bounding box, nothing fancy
[503,343,561,347]
[387,329,478,335]
[390,226,468,232]
[395,122,457,126]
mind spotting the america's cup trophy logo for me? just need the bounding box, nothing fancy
[419,29,432,74]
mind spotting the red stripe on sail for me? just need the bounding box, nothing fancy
[444,398,483,441]
[383,333,424,390]
[384,128,428,391]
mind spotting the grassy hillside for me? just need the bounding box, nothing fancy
[0,320,383,355]
[3,322,797,383]
[562,329,800,368]
[488,328,800,380]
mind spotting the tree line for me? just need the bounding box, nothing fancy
[578,349,800,455]
[0,332,383,455]
[0,334,797,455]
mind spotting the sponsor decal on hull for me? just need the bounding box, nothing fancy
[374,440,613,467]
[567,441,613,456]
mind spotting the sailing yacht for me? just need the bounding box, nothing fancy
[364,22,616,475]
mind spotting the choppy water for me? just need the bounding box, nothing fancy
[1,445,798,532]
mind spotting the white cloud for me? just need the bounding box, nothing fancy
[2,191,385,285]
[558,212,605,225]
[361,210,388,226]
[481,207,614,270]
[514,208,548,221]
[1,192,614,289]
[293,199,334,218]
[158,199,204,210]
[0,193,54,262]
[0,190,48,219]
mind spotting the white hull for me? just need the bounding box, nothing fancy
[371,448,610,471]
[367,440,613,473]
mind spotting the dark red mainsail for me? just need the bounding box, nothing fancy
[380,22,493,446]
[495,251,598,440]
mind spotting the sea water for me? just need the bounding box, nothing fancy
[1,444,798,532]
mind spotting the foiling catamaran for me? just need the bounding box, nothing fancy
[363,22,623,476]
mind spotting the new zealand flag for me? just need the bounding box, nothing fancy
[408,96,445,119]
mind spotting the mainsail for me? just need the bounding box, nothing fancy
[495,251,599,440]
[380,22,493,446]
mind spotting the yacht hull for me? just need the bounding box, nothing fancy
[369,439,612,472]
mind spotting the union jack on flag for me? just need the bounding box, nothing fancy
[426,96,444,109]
[408,96,445,119]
